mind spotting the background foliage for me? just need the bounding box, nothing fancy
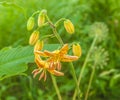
[0,0,120,100]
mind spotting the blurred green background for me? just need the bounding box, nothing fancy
[0,0,120,100]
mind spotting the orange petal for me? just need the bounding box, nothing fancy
[61,55,78,62]
[35,51,48,57]
[59,44,69,55]
[53,70,64,76]
[44,50,55,57]
[35,58,45,68]
[48,68,64,76]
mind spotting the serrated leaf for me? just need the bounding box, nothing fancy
[0,46,33,80]
[0,44,60,80]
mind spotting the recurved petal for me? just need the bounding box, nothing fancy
[61,55,78,62]
[59,44,69,55]
[44,50,55,57]
[35,58,45,68]
[48,69,64,76]
[53,70,64,76]
[47,58,54,62]
[34,53,41,60]
[35,51,48,57]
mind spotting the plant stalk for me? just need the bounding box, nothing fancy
[85,63,96,100]
[73,35,98,99]
[46,15,80,99]
[51,75,62,100]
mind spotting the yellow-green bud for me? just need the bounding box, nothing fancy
[27,17,34,31]
[64,19,75,34]
[34,40,44,52]
[38,10,47,27]
[72,44,82,57]
[29,30,39,45]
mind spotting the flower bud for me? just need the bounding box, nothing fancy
[64,19,75,34]
[38,10,47,27]
[72,44,82,57]
[34,40,44,52]
[29,30,39,45]
[27,17,34,31]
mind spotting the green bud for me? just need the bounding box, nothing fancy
[38,10,47,27]
[27,17,34,31]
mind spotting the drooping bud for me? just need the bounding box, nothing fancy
[27,17,34,31]
[72,43,82,57]
[34,40,44,52]
[29,30,39,45]
[64,19,75,34]
[38,9,47,27]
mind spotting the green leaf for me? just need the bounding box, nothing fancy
[0,46,33,80]
[0,44,60,80]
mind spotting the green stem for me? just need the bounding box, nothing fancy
[52,28,64,44]
[45,15,62,100]
[36,22,49,31]
[52,26,81,99]
[73,35,98,100]
[55,18,66,27]
[40,34,55,40]
[46,15,80,99]
[53,28,80,97]
[52,27,80,99]
[53,23,80,100]
[85,64,96,100]
[32,10,40,17]
[69,63,81,100]
[51,75,62,100]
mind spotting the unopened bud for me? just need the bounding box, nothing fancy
[38,10,47,27]
[34,40,44,52]
[64,19,75,34]
[29,30,39,45]
[27,17,34,31]
[72,44,82,57]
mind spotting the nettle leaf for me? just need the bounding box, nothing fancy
[0,44,60,80]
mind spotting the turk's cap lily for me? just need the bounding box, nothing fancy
[35,44,79,62]
[33,57,64,81]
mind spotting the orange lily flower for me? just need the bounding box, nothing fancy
[32,54,64,81]
[35,44,78,70]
